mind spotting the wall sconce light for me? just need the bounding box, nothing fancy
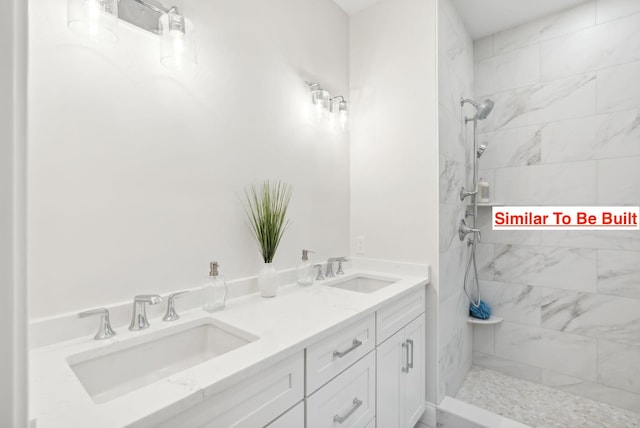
[68,0,197,70]
[68,0,119,42]
[306,81,331,123]
[159,7,196,70]
[330,96,349,132]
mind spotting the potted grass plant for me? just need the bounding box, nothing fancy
[243,180,293,297]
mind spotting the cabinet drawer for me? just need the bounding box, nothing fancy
[150,352,304,428]
[376,287,424,345]
[306,313,375,394]
[306,351,376,428]
[266,401,304,427]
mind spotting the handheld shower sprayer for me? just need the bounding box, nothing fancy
[477,141,489,158]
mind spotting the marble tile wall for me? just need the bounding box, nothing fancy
[471,0,640,413]
[438,0,475,402]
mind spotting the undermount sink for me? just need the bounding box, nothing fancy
[67,318,258,404]
[326,274,399,293]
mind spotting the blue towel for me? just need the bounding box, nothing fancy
[470,300,492,320]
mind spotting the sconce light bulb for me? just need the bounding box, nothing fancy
[68,0,118,42]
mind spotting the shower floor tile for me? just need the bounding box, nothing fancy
[456,366,640,428]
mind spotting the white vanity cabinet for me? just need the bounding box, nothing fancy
[152,352,304,428]
[376,313,425,428]
[306,351,376,428]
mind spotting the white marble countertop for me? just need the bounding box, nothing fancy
[30,266,429,428]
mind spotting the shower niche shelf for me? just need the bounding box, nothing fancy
[466,202,503,207]
[467,315,503,325]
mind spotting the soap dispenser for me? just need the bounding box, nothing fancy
[203,261,228,312]
[477,178,490,203]
[297,249,315,286]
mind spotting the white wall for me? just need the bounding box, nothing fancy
[28,0,350,319]
[472,0,640,413]
[349,0,439,405]
[0,0,28,425]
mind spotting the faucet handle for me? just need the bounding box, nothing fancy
[313,264,325,281]
[163,290,191,322]
[336,258,350,275]
[78,308,116,340]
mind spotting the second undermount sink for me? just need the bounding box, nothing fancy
[67,318,258,404]
[326,274,400,293]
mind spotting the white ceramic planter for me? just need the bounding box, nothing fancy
[258,263,278,298]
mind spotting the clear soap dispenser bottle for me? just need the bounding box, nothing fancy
[297,249,315,286]
[477,178,490,203]
[203,261,228,312]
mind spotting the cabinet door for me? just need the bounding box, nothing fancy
[306,351,376,428]
[403,313,425,427]
[376,329,405,428]
[265,402,304,428]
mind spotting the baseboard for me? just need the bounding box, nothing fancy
[419,401,437,427]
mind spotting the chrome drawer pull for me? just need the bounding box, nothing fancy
[402,341,409,373]
[333,397,363,423]
[407,339,414,370]
[333,339,362,358]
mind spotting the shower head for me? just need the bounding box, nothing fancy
[461,98,495,121]
[475,99,494,120]
[477,141,489,158]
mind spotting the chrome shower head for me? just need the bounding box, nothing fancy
[475,99,494,120]
[477,141,489,158]
[461,98,495,121]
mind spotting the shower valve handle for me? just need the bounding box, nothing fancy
[459,186,477,202]
[459,219,481,242]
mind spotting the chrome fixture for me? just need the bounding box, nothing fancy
[313,264,325,281]
[68,0,196,69]
[326,256,349,278]
[78,308,116,340]
[306,81,350,130]
[458,219,481,242]
[461,98,495,123]
[129,294,162,331]
[459,96,495,308]
[306,82,331,122]
[477,141,489,158]
[336,259,346,275]
[162,290,190,322]
[459,186,477,202]
[334,398,363,424]
[330,96,349,132]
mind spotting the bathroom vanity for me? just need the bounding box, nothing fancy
[30,267,428,427]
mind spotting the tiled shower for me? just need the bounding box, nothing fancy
[438,0,640,420]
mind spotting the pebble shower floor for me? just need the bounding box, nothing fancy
[456,366,640,428]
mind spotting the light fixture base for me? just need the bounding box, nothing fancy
[118,0,167,34]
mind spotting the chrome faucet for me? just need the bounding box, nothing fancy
[163,290,190,322]
[313,264,325,281]
[326,257,349,278]
[129,294,162,331]
[78,308,116,340]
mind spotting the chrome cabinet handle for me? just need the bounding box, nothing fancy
[333,398,363,424]
[402,341,409,373]
[407,339,414,370]
[333,339,362,358]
